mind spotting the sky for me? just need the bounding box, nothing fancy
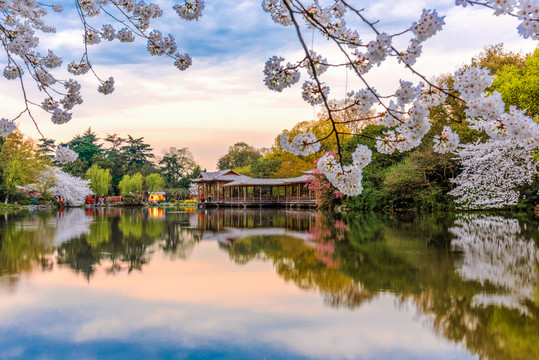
[1,0,537,170]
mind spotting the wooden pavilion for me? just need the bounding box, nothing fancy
[193,169,315,208]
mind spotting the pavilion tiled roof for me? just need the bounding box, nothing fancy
[222,175,311,187]
[192,169,243,182]
[193,169,312,186]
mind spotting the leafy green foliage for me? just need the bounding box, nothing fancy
[119,173,144,195]
[122,135,154,172]
[61,128,103,177]
[0,131,48,203]
[249,157,282,178]
[159,147,199,188]
[85,164,112,195]
[493,47,539,117]
[217,142,261,170]
[145,173,165,192]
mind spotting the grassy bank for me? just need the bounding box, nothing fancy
[0,204,26,215]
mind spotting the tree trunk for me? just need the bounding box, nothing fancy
[4,193,9,204]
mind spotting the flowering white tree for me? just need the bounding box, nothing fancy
[189,182,198,198]
[42,167,92,206]
[449,139,539,209]
[1,0,538,193]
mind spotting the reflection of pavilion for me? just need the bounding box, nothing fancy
[202,227,314,245]
[193,170,316,208]
[194,209,317,244]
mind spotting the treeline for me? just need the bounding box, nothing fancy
[0,129,202,203]
[52,131,201,197]
[218,44,539,211]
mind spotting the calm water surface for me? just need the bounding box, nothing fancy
[0,208,538,360]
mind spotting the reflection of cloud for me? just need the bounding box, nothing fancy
[53,209,92,245]
[1,287,464,359]
[0,240,469,359]
[450,215,539,313]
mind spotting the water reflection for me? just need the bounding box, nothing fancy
[450,214,539,313]
[0,208,538,359]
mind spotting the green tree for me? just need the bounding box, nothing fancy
[493,47,539,117]
[471,43,526,74]
[250,157,282,178]
[159,147,197,188]
[86,164,112,195]
[145,173,165,192]
[122,135,154,172]
[217,142,261,170]
[61,128,103,177]
[0,131,47,203]
[37,137,56,159]
[94,133,128,194]
[119,173,143,195]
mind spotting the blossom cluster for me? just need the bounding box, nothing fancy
[347,89,378,114]
[262,0,292,26]
[316,145,372,196]
[98,77,115,95]
[55,146,79,164]
[0,118,17,137]
[263,56,300,92]
[173,0,204,21]
[280,132,321,156]
[302,81,329,105]
[303,51,328,78]
[410,9,445,42]
[455,66,539,148]
[456,0,538,40]
[433,126,460,153]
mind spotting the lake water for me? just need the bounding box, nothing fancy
[0,208,538,360]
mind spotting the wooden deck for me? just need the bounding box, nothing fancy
[198,197,316,209]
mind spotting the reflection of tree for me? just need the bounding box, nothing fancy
[220,234,372,307]
[307,212,348,268]
[53,208,92,244]
[322,282,372,309]
[220,211,539,360]
[57,211,160,278]
[118,214,144,239]
[0,214,53,278]
[351,214,539,360]
[57,237,102,279]
[159,212,199,260]
[87,219,111,248]
[450,214,539,313]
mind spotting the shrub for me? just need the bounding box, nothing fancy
[122,194,144,206]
